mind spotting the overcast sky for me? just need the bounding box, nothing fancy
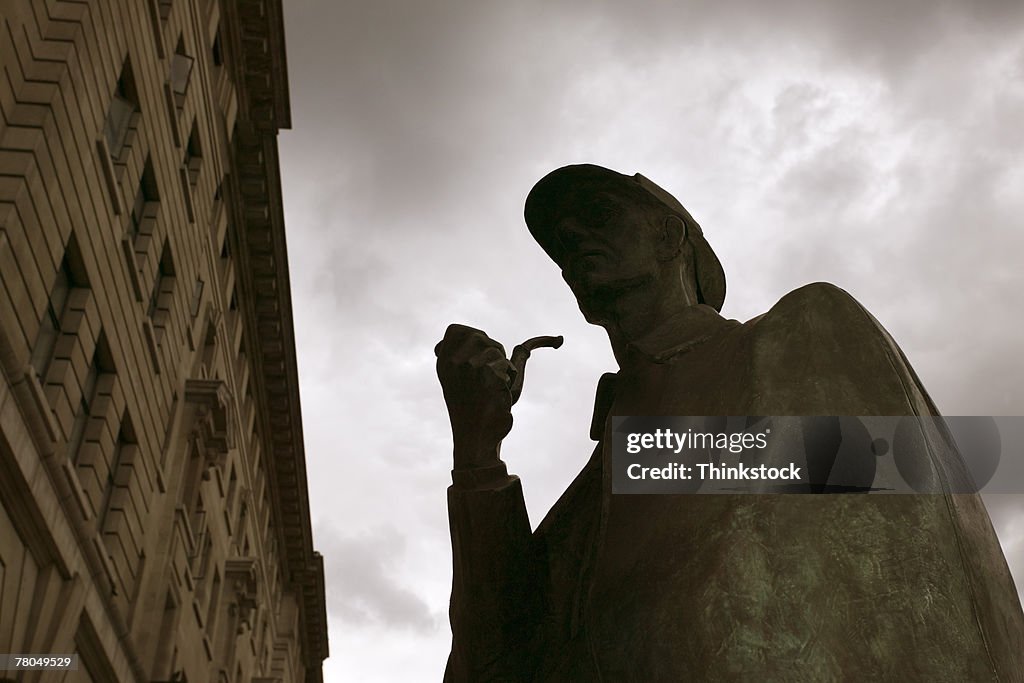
[274,1,1024,679]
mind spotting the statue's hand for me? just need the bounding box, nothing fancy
[435,324,516,470]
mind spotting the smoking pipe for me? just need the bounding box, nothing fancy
[509,335,563,404]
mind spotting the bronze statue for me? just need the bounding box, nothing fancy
[435,164,1024,681]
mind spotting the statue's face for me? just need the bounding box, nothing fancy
[553,189,664,322]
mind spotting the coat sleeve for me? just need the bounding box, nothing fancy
[444,464,544,682]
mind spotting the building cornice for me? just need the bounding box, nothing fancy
[224,0,326,675]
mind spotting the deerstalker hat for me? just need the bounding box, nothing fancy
[524,164,726,312]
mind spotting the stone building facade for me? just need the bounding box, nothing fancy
[0,1,327,681]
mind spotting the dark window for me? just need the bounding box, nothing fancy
[98,411,136,533]
[148,242,177,343]
[211,28,224,67]
[103,58,139,158]
[225,463,238,530]
[181,445,204,527]
[31,235,89,384]
[171,37,194,102]
[68,333,115,465]
[184,123,203,188]
[195,517,211,577]
[157,0,173,22]
[130,158,160,238]
[206,567,221,637]
[30,265,70,383]
[200,322,217,378]
[190,279,204,319]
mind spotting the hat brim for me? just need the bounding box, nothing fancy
[524,164,726,312]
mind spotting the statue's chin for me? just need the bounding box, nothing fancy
[575,278,649,328]
[579,305,612,327]
[571,286,613,325]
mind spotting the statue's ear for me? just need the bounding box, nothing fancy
[658,213,726,310]
[690,228,726,312]
[657,214,688,261]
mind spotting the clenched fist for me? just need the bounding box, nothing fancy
[435,324,518,470]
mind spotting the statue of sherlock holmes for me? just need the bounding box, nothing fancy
[434,164,1024,681]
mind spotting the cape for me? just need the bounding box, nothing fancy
[445,283,1024,681]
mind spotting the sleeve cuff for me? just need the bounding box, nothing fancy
[451,462,511,489]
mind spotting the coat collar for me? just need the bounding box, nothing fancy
[623,304,739,364]
[589,305,739,441]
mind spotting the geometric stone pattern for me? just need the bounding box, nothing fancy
[0,1,327,680]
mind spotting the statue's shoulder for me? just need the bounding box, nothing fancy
[754,281,883,343]
[741,282,931,414]
[768,280,867,317]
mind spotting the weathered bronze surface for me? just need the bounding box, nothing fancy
[435,164,1024,681]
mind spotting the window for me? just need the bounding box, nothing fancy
[30,264,71,383]
[179,122,202,222]
[211,27,224,67]
[31,235,89,384]
[130,159,160,239]
[170,53,193,97]
[74,619,119,682]
[98,411,136,533]
[95,410,145,600]
[190,278,204,319]
[67,333,115,465]
[65,353,97,461]
[180,444,204,525]
[200,322,217,378]
[170,37,194,106]
[240,509,249,555]
[123,158,160,300]
[157,0,173,22]
[103,58,139,159]
[148,242,176,344]
[237,335,249,398]
[195,519,211,578]
[224,463,237,530]
[259,619,269,670]
[184,122,202,188]
[206,567,221,637]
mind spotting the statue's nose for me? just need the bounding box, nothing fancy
[556,217,591,255]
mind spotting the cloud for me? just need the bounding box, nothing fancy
[317,523,441,634]
[982,494,1024,601]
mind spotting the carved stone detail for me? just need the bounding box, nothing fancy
[184,378,234,473]
[225,556,260,634]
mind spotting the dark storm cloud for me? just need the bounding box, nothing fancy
[283,1,575,223]
[578,0,1024,76]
